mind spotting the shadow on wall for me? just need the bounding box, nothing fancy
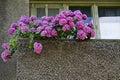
[0,0,29,80]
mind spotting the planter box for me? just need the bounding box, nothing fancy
[16,39,120,80]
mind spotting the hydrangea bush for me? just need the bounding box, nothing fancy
[1,10,95,62]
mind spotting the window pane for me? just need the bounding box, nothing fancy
[48,8,59,16]
[99,7,120,17]
[69,6,92,23]
[98,7,120,39]
[37,8,45,18]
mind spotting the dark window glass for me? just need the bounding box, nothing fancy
[48,8,59,16]
[98,7,120,17]
[37,8,45,18]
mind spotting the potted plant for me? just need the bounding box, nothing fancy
[1,10,94,62]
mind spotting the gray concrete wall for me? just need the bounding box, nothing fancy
[17,39,120,80]
[0,0,29,80]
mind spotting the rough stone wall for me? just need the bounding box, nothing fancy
[0,0,7,54]
[0,0,29,80]
[17,39,120,80]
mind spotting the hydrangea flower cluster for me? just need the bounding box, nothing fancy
[1,10,95,62]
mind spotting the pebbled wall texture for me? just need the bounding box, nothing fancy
[0,0,29,80]
[17,39,120,80]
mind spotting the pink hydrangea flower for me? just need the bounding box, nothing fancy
[67,17,73,22]
[74,10,82,15]
[51,19,57,26]
[30,15,37,21]
[1,50,10,62]
[8,28,15,35]
[74,15,82,21]
[69,21,75,28]
[45,26,51,31]
[45,27,51,34]
[82,14,88,20]
[88,22,94,28]
[59,19,67,25]
[33,42,43,54]
[10,23,18,29]
[41,16,48,21]
[38,25,52,37]
[76,21,85,29]
[19,15,30,24]
[83,26,91,34]
[17,22,26,26]
[45,32,51,37]
[41,30,47,36]
[47,16,54,22]
[54,16,59,22]
[34,20,42,26]
[37,26,44,32]
[83,26,95,37]
[77,30,86,40]
[60,10,74,17]
[90,29,95,37]
[60,11,67,16]
[58,13,66,19]
[1,43,10,49]
[42,20,48,25]
[62,24,71,31]
[21,26,28,33]
[30,27,36,32]
[66,10,74,16]
[51,29,57,36]
[41,16,54,22]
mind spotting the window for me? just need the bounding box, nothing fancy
[30,4,62,19]
[98,7,120,39]
[48,8,59,16]
[30,2,120,39]
[37,8,45,18]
